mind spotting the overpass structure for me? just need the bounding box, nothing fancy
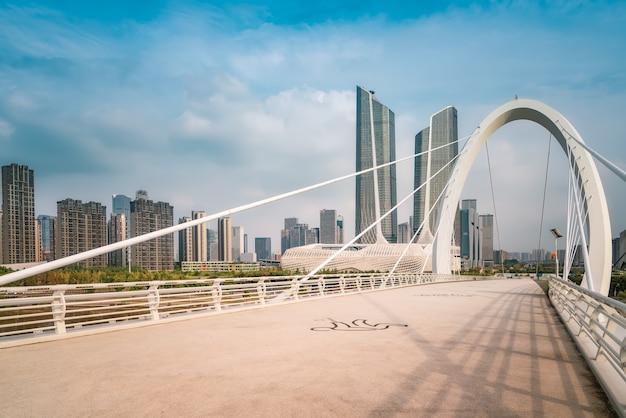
[1,99,625,415]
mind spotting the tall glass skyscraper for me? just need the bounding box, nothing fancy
[413,106,458,242]
[355,86,397,244]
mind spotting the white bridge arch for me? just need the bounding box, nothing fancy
[432,98,612,295]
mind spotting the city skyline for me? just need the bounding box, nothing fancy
[1,2,625,253]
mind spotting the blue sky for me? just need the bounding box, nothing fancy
[1,0,625,254]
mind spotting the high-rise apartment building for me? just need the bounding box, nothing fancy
[37,214,56,262]
[192,211,207,262]
[108,213,127,267]
[479,214,494,266]
[1,163,36,264]
[130,191,174,271]
[355,86,397,244]
[320,209,340,244]
[255,237,271,261]
[179,212,207,263]
[56,199,107,267]
[413,106,458,242]
[178,216,193,263]
[218,217,232,262]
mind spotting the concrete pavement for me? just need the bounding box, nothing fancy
[0,278,615,417]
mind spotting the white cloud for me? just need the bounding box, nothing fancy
[1,1,625,254]
[0,119,14,138]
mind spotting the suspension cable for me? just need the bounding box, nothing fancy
[485,142,504,274]
[536,133,552,275]
[303,134,469,282]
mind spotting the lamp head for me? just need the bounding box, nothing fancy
[550,228,563,238]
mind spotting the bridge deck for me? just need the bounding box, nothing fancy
[0,278,614,417]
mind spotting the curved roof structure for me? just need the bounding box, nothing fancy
[281,243,434,273]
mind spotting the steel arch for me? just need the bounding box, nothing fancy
[432,98,612,295]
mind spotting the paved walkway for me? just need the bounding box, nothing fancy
[0,279,615,417]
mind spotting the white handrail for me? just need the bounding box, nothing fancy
[0,273,464,346]
[549,276,626,416]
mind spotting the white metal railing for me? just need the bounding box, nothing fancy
[0,273,464,345]
[549,276,626,417]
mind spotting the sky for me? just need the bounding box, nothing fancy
[1,0,625,255]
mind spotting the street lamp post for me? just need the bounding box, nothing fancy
[550,228,563,278]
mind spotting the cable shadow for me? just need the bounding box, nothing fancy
[359,280,615,417]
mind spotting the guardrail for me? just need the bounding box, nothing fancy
[549,276,626,417]
[0,273,463,347]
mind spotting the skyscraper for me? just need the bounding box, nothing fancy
[232,225,244,261]
[413,106,458,242]
[255,237,271,261]
[218,217,232,262]
[130,191,174,271]
[460,199,480,268]
[37,214,56,262]
[281,217,317,253]
[112,194,131,233]
[479,214,494,266]
[355,86,397,244]
[1,163,36,264]
[319,209,338,244]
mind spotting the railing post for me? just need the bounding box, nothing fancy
[51,290,66,334]
[292,278,300,301]
[340,276,345,294]
[148,285,160,321]
[257,279,266,305]
[212,280,223,312]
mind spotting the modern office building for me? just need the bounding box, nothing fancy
[398,222,411,244]
[320,209,339,244]
[479,214,494,266]
[232,226,245,262]
[355,86,397,244]
[37,214,56,262]
[460,199,480,268]
[130,191,174,271]
[218,217,232,262]
[112,194,131,231]
[56,199,107,267]
[336,215,344,244]
[281,217,318,253]
[1,163,36,264]
[255,237,271,261]
[413,106,458,242]
[207,228,218,261]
